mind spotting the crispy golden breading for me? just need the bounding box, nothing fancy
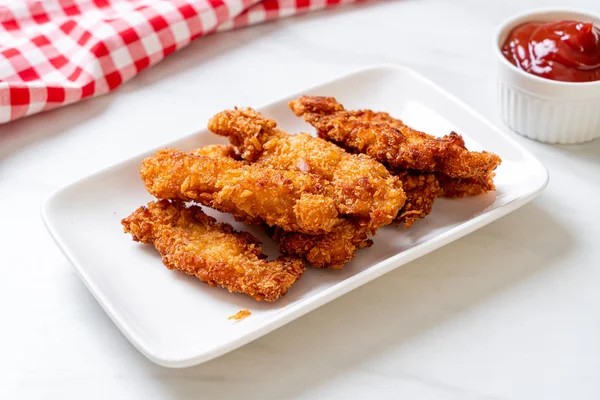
[289,96,502,179]
[191,144,379,268]
[192,144,242,160]
[207,108,282,162]
[290,96,501,227]
[437,171,496,198]
[140,149,345,234]
[344,108,466,151]
[121,200,305,302]
[362,109,498,199]
[392,171,496,226]
[394,172,442,228]
[208,108,406,231]
[273,220,373,269]
[229,309,251,321]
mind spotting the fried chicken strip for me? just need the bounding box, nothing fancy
[122,200,305,302]
[208,108,406,231]
[206,107,405,267]
[290,96,502,226]
[141,149,345,235]
[365,108,498,199]
[289,96,502,179]
[192,145,374,268]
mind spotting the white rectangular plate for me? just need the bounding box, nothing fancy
[42,65,548,368]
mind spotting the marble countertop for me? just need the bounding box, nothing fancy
[2,0,600,398]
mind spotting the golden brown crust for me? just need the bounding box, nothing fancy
[437,171,496,198]
[228,309,251,321]
[190,146,377,269]
[207,108,281,162]
[192,144,242,160]
[274,220,373,269]
[208,107,406,231]
[289,96,502,179]
[121,200,305,302]
[394,172,443,228]
[290,96,502,227]
[392,170,497,226]
[140,149,345,234]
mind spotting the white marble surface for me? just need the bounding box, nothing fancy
[2,0,600,398]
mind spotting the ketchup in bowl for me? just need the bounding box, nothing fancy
[501,20,600,82]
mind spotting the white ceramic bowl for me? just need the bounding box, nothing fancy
[495,9,600,144]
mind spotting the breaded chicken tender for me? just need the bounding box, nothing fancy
[140,149,345,235]
[354,106,498,199]
[289,96,502,179]
[121,200,305,302]
[290,96,502,226]
[208,108,405,232]
[191,144,375,268]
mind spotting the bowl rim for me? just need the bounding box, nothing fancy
[494,8,600,88]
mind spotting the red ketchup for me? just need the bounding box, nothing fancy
[502,20,600,82]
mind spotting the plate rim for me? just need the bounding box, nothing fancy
[41,64,550,368]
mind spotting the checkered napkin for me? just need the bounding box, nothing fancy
[0,0,360,123]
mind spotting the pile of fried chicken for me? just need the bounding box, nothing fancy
[122,96,502,302]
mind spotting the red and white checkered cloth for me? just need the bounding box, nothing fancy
[0,0,361,123]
